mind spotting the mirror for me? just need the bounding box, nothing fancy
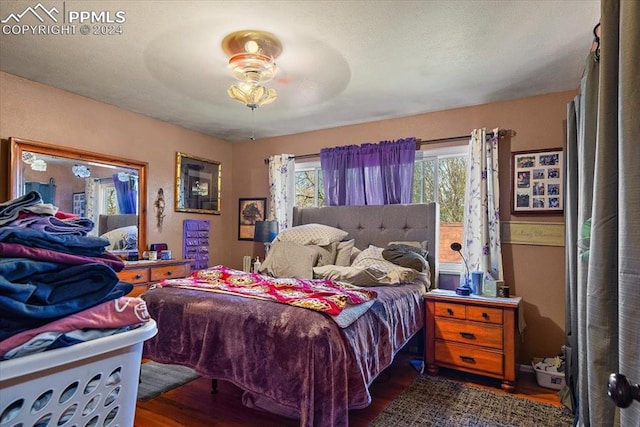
[8,137,148,255]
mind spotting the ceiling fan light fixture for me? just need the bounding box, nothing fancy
[222,30,282,109]
[228,83,277,110]
[31,159,47,171]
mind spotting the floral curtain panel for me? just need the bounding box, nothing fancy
[460,128,503,282]
[268,154,295,231]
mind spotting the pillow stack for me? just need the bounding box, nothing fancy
[260,224,351,279]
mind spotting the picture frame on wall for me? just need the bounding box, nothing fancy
[175,152,221,215]
[238,198,266,241]
[511,148,563,214]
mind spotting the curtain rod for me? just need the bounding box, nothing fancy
[264,129,508,164]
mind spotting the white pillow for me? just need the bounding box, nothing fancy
[100,225,138,250]
[335,239,355,266]
[274,223,348,246]
[313,265,387,287]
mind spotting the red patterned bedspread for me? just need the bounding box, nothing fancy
[155,265,376,316]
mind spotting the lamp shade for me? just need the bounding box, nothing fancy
[254,220,278,243]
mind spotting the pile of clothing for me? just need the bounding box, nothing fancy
[0,191,149,360]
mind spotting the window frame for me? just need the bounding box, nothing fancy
[293,143,469,274]
[414,144,468,274]
[294,160,323,208]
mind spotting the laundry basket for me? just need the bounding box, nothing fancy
[0,320,157,427]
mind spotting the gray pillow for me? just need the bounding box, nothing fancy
[382,243,428,272]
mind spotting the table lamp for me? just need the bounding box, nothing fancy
[451,242,471,296]
[253,220,279,256]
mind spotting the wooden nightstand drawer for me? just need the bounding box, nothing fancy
[467,305,503,325]
[118,267,149,284]
[435,341,504,376]
[434,318,503,349]
[150,264,189,281]
[425,290,522,392]
[434,301,466,320]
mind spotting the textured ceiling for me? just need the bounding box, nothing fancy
[0,1,600,142]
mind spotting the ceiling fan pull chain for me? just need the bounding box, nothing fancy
[250,106,256,141]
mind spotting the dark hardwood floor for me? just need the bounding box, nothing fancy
[134,350,566,426]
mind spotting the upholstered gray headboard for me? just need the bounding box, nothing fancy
[292,203,438,284]
[98,214,138,236]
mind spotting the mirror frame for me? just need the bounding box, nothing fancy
[9,137,148,254]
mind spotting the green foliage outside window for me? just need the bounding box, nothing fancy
[295,169,324,207]
[413,156,467,223]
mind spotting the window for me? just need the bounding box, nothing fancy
[413,145,468,273]
[295,161,324,207]
[294,145,468,272]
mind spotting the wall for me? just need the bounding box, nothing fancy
[0,71,235,266]
[230,90,577,364]
[0,69,574,366]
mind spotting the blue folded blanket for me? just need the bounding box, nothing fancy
[0,191,43,226]
[0,258,131,341]
[0,226,109,257]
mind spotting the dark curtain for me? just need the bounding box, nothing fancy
[112,174,137,214]
[321,138,415,206]
[565,1,640,425]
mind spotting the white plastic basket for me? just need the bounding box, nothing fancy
[532,357,566,390]
[0,320,157,427]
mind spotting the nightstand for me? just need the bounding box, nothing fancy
[424,289,522,392]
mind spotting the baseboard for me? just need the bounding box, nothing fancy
[518,363,534,374]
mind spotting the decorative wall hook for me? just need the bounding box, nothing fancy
[593,23,600,62]
[154,188,166,231]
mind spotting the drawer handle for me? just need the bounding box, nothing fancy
[447,308,454,315]
[460,332,476,340]
[460,355,476,364]
[482,312,489,319]
[135,274,142,279]
[166,271,173,276]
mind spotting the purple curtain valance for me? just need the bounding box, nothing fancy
[320,137,415,206]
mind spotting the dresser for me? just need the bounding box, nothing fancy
[117,259,192,297]
[424,290,522,392]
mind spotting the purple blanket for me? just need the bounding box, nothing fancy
[142,282,425,426]
[9,215,94,236]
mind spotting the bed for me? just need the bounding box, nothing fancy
[142,203,437,426]
[97,214,138,252]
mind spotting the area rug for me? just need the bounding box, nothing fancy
[370,375,574,427]
[137,361,200,401]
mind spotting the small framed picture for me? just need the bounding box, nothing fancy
[175,152,221,215]
[238,198,266,241]
[511,148,563,215]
